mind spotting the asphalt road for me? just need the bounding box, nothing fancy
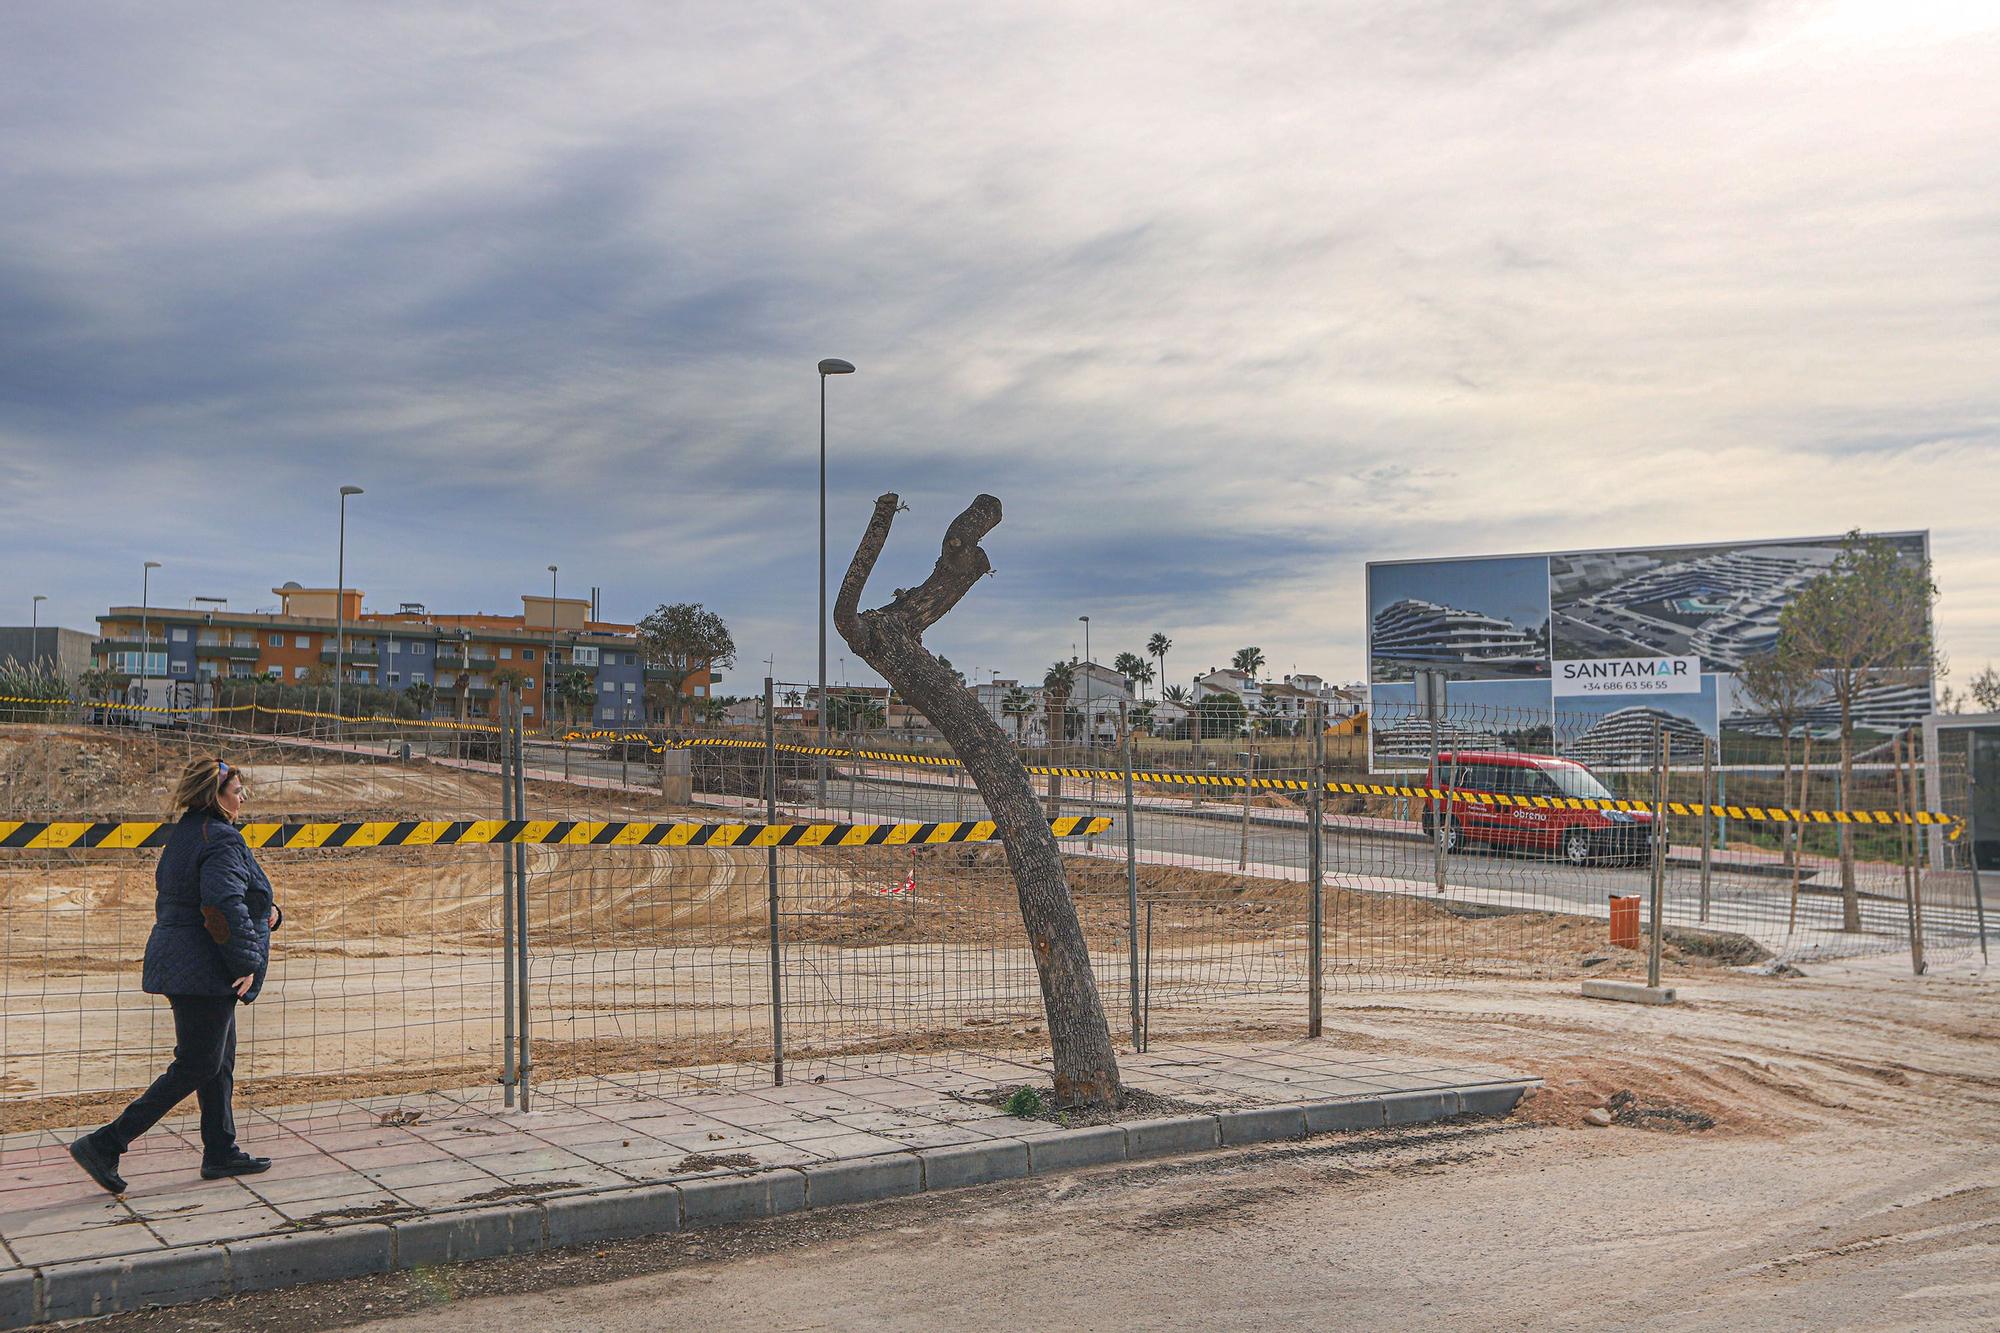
[521,750,1976,949]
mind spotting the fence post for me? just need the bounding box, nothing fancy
[1699,737,1713,923]
[1142,899,1155,1053]
[499,684,517,1108]
[1308,704,1324,1038]
[1237,747,1253,872]
[1897,733,1927,976]
[765,677,785,1085]
[513,690,532,1110]
[1647,722,1668,990]
[1122,705,1140,1051]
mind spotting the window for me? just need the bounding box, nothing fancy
[524,677,534,690]
[602,682,615,693]
[293,666,308,681]
[572,646,599,667]
[499,647,512,660]
[411,672,426,685]
[295,635,310,649]
[268,633,283,648]
[412,643,425,655]
[387,671,401,684]
[171,627,189,642]
[170,660,188,674]
[522,704,534,716]
[523,648,535,661]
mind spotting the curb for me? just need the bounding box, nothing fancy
[3,1081,1535,1328]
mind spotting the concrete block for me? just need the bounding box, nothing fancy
[916,1140,1030,1192]
[1454,1084,1531,1119]
[226,1224,393,1293]
[1217,1105,1307,1147]
[1379,1091,1453,1127]
[1123,1115,1221,1161]
[678,1170,807,1230]
[40,1247,230,1323]
[803,1155,923,1209]
[1582,979,1677,1005]
[543,1185,682,1250]
[0,1269,37,1332]
[1024,1125,1126,1174]
[391,1205,544,1270]
[1304,1098,1387,1135]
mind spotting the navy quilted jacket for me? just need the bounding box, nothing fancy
[141,812,280,1002]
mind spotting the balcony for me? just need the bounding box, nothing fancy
[197,643,261,660]
[320,650,381,667]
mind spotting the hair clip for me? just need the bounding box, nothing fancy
[216,760,230,777]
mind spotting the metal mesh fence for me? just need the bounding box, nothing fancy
[2,683,1987,1162]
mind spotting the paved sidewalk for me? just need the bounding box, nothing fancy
[0,1041,1533,1327]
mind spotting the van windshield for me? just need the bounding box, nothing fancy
[1539,763,1615,800]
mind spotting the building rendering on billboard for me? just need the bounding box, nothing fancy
[1365,531,1932,769]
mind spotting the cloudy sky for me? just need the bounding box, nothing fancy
[4,0,1996,695]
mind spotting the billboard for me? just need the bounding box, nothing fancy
[1365,532,1931,769]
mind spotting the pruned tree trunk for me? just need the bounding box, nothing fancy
[1838,688,1860,931]
[834,493,1123,1109]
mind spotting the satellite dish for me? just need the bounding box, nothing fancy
[282,580,303,590]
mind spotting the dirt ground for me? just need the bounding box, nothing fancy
[79,953,1999,1332]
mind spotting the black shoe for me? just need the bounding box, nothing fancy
[200,1151,272,1180]
[69,1135,127,1195]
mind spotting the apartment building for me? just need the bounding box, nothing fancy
[92,585,712,725]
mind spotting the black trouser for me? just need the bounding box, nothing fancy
[96,993,239,1161]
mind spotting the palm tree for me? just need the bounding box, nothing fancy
[405,679,438,719]
[452,671,472,721]
[1131,659,1155,699]
[1001,687,1036,744]
[1162,684,1192,741]
[1043,660,1076,744]
[1232,646,1266,679]
[1147,633,1171,703]
[1112,651,1147,693]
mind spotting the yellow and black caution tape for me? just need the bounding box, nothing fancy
[0,814,1111,852]
[3,703,1963,836]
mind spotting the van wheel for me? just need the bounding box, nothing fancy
[1441,822,1461,855]
[1563,831,1594,865]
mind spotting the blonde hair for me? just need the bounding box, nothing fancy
[171,756,236,817]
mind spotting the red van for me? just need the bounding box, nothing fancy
[1418,750,1657,866]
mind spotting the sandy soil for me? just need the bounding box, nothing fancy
[81,954,2000,1333]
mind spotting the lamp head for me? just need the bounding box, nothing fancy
[548,564,558,573]
[33,594,46,603]
[144,561,162,570]
[817,358,856,376]
[340,485,364,497]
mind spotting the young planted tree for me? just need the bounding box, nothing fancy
[638,603,737,728]
[1778,531,1936,931]
[556,669,596,728]
[405,679,439,719]
[834,493,1122,1109]
[1737,643,1819,891]
[1042,660,1076,746]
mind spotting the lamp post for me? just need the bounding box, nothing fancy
[140,561,161,691]
[335,485,363,726]
[1080,615,1095,835]
[545,565,560,732]
[816,357,856,806]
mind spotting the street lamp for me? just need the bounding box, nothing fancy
[816,356,856,806]
[546,564,558,732]
[31,595,46,672]
[141,562,161,688]
[1078,615,1092,752]
[335,485,363,724]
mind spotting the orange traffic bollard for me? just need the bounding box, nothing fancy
[1608,895,1641,950]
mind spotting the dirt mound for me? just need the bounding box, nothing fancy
[0,727,183,818]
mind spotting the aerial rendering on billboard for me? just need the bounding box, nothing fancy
[1364,532,1932,769]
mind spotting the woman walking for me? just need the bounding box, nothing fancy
[69,757,281,1194]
